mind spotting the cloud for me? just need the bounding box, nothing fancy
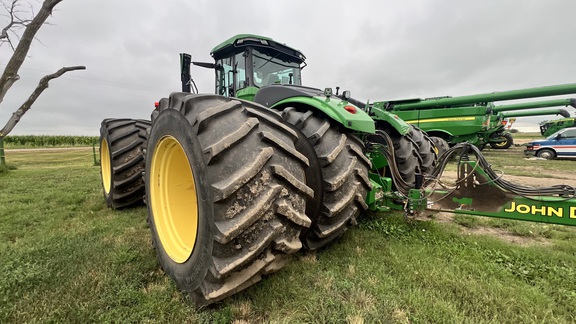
[1,0,576,135]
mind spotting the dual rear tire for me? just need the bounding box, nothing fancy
[279,107,372,249]
[146,94,314,306]
[99,119,151,209]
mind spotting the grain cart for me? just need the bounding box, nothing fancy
[373,87,576,150]
[99,34,576,307]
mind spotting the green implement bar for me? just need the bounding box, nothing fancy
[388,83,576,110]
[422,161,576,227]
[492,98,576,113]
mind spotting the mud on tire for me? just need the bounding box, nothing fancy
[145,94,313,306]
[99,118,151,209]
[279,107,372,250]
[409,126,437,176]
[378,125,437,188]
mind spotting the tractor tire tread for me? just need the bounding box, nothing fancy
[99,118,151,209]
[147,94,312,306]
[279,107,371,249]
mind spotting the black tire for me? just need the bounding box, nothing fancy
[429,136,450,157]
[536,148,556,160]
[99,118,151,209]
[408,126,437,175]
[388,132,420,186]
[145,94,313,306]
[278,107,372,250]
[376,125,437,187]
[490,133,513,149]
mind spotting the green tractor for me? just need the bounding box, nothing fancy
[99,34,576,307]
[540,116,576,137]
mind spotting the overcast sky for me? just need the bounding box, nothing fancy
[1,0,576,135]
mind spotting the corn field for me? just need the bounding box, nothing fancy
[3,135,99,148]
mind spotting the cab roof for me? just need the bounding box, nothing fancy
[210,34,306,63]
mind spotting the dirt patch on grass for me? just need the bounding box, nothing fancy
[417,212,551,246]
[439,170,576,188]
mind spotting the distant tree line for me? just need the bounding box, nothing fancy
[3,135,98,147]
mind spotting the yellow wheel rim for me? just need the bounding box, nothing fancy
[150,135,198,263]
[100,139,112,194]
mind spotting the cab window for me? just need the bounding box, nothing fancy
[252,48,301,87]
[215,52,247,97]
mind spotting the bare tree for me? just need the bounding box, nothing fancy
[0,0,85,139]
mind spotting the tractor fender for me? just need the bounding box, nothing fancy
[369,107,412,136]
[254,84,375,133]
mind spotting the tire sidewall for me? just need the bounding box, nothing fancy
[145,109,214,291]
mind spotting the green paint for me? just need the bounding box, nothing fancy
[271,96,375,133]
[452,197,473,205]
[235,86,259,102]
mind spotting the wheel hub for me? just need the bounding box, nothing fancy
[150,135,198,263]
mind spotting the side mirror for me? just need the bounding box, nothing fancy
[192,61,217,69]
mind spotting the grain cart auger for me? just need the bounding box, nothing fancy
[499,108,571,119]
[372,86,576,150]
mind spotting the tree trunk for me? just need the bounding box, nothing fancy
[0,137,5,166]
[0,0,63,105]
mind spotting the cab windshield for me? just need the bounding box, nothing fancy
[252,49,302,87]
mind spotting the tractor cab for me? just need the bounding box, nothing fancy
[201,34,306,101]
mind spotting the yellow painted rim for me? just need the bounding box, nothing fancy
[150,135,198,263]
[100,139,112,194]
[494,140,508,147]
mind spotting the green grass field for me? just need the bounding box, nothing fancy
[1,146,575,323]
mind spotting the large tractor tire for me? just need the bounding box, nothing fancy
[408,126,437,175]
[429,136,450,157]
[378,125,437,187]
[387,132,420,186]
[99,118,151,209]
[490,132,513,149]
[279,107,372,250]
[145,94,313,306]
